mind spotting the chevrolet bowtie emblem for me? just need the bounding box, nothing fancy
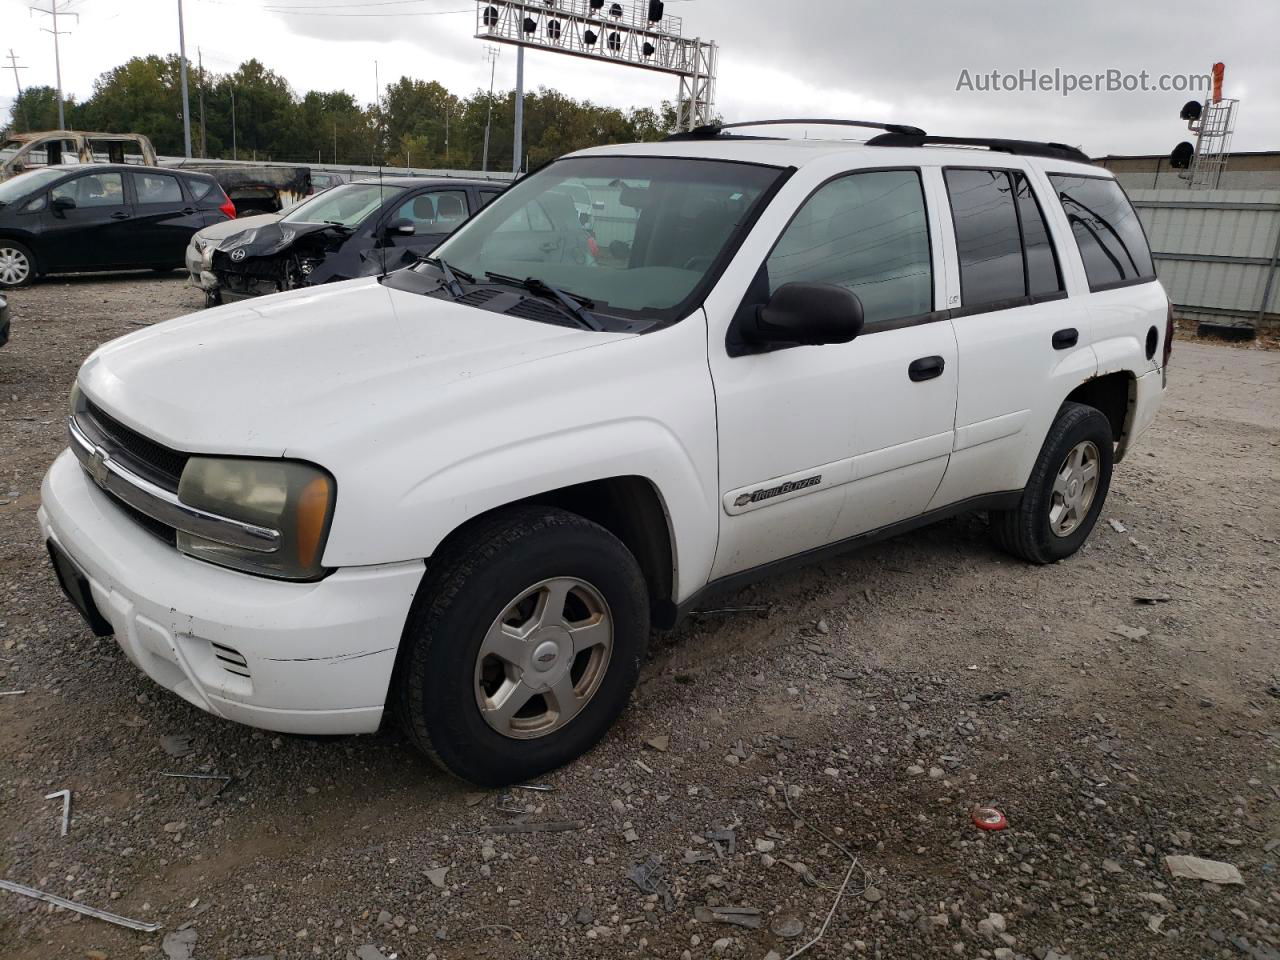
[88,447,111,488]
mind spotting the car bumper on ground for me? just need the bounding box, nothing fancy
[40,449,423,735]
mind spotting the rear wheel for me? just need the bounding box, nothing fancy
[0,240,36,288]
[394,506,649,786]
[991,402,1114,564]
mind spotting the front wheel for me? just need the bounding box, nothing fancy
[0,240,36,288]
[394,506,649,786]
[991,402,1114,564]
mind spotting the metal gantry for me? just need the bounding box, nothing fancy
[1182,97,1240,190]
[475,0,718,138]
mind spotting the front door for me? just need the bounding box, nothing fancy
[41,171,134,271]
[708,167,959,580]
[381,189,473,266]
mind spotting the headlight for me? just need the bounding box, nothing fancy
[176,457,336,580]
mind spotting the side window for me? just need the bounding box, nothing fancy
[478,190,502,209]
[766,169,933,327]
[944,168,1025,307]
[392,190,470,231]
[131,172,183,204]
[188,179,215,201]
[52,172,125,208]
[1048,174,1156,290]
[1013,172,1063,298]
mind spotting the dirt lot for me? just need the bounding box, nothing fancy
[2,273,1279,960]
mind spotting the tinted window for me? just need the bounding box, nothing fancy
[132,172,183,204]
[1049,175,1155,290]
[52,172,125,208]
[188,178,215,201]
[767,169,932,326]
[1013,172,1062,297]
[282,182,406,228]
[478,190,502,208]
[945,168,1024,307]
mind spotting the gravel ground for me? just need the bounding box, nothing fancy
[2,273,1279,960]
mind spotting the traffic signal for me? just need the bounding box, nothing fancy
[648,1,664,21]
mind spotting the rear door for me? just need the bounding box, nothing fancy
[40,171,134,270]
[129,170,203,266]
[927,164,1094,509]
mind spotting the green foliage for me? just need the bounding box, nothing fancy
[4,55,684,168]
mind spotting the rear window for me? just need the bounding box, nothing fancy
[188,178,216,201]
[1048,175,1155,291]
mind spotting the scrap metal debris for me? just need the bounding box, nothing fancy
[1164,854,1244,886]
[161,927,198,960]
[626,855,673,910]
[513,783,553,792]
[772,915,805,939]
[695,905,763,929]
[683,848,715,864]
[0,689,25,696]
[0,879,162,932]
[972,806,1009,831]
[44,788,71,836]
[1108,519,1128,533]
[705,826,736,858]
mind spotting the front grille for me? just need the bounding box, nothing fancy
[113,495,178,547]
[82,401,189,490]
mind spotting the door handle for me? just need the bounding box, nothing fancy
[908,355,946,382]
[1052,328,1079,350]
[182,207,195,215]
[110,212,131,221]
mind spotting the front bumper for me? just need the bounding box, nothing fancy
[40,449,424,735]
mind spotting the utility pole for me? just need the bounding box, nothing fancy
[4,50,28,130]
[512,45,524,176]
[372,59,380,166]
[177,0,192,157]
[481,45,499,172]
[29,0,77,130]
[333,119,337,164]
[229,86,237,160]
[197,47,207,158]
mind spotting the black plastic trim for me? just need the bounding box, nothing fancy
[664,119,926,142]
[656,490,1024,628]
[868,134,1092,164]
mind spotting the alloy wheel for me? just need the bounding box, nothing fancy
[0,247,31,286]
[1049,440,1100,537]
[474,577,614,740]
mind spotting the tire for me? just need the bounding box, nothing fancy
[0,240,36,288]
[991,402,1114,565]
[394,505,650,786]
[204,289,223,308]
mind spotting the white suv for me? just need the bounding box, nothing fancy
[40,121,1170,786]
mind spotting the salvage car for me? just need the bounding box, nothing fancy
[190,176,503,304]
[42,120,1170,786]
[0,164,235,287]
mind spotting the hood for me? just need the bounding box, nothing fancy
[209,219,342,260]
[195,212,280,243]
[78,278,632,458]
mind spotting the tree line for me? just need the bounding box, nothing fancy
[3,54,683,170]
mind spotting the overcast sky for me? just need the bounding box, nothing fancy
[1,0,1276,158]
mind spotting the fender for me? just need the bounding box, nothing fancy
[317,314,721,603]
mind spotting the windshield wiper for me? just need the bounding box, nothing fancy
[421,256,473,298]
[484,272,603,331]
[321,220,356,233]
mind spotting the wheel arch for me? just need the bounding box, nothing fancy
[1062,370,1136,459]
[426,475,678,628]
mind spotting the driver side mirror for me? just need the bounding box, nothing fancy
[51,195,77,214]
[746,282,865,348]
[383,218,415,238]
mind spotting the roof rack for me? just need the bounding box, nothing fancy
[663,119,927,142]
[864,133,1091,164]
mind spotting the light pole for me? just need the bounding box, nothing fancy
[229,86,237,160]
[512,45,524,175]
[177,0,192,157]
[30,0,76,130]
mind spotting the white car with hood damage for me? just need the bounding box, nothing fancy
[40,120,1170,786]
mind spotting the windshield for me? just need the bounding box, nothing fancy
[426,155,783,324]
[0,167,67,205]
[282,182,405,227]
